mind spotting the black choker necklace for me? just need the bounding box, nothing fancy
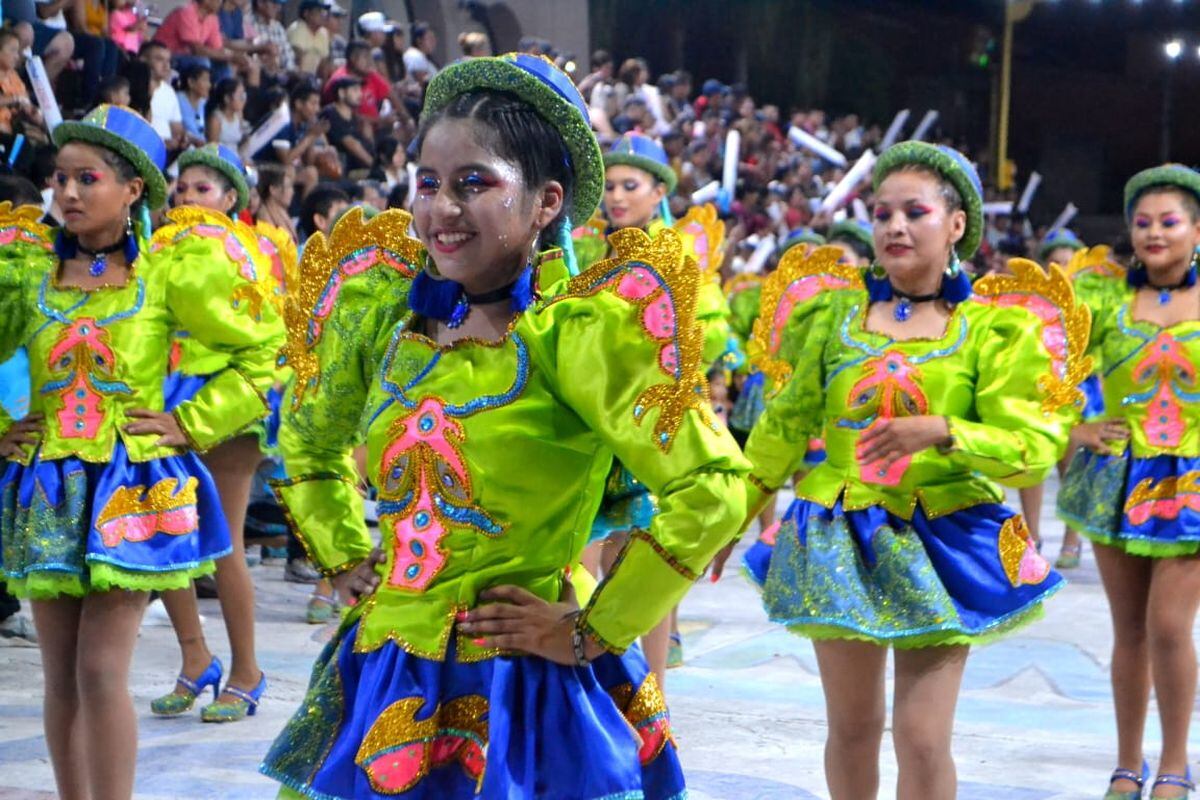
[1148,275,1193,306]
[464,281,521,305]
[78,235,128,278]
[892,287,940,322]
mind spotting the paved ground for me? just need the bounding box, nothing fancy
[1,478,1196,799]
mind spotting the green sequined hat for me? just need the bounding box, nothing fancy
[1123,164,1200,219]
[1037,228,1084,260]
[777,227,826,255]
[177,144,251,213]
[423,53,604,222]
[828,218,875,259]
[603,133,678,194]
[873,141,984,259]
[53,105,168,211]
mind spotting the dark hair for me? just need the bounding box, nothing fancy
[301,182,350,237]
[210,77,242,113]
[345,40,371,62]
[122,60,152,117]
[386,182,407,209]
[289,83,319,106]
[415,90,576,246]
[177,63,210,94]
[377,136,401,163]
[99,75,130,104]
[138,40,169,58]
[591,49,611,68]
[617,57,647,87]
[411,21,431,42]
[1132,185,1200,222]
[0,174,43,206]
[257,162,288,203]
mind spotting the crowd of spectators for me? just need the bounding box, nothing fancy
[0,3,1043,269]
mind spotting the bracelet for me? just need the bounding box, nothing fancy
[566,611,591,666]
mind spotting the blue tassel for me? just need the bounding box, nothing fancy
[123,227,140,265]
[865,269,892,302]
[510,265,535,313]
[942,267,974,304]
[559,214,580,277]
[53,229,77,262]
[408,269,466,323]
[1127,264,1148,288]
[658,197,674,226]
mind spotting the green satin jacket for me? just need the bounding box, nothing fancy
[743,248,1087,522]
[0,204,282,461]
[276,210,748,659]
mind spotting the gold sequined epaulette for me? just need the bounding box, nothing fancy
[0,200,53,251]
[750,245,862,393]
[254,220,300,307]
[558,225,715,451]
[1061,245,1126,283]
[723,272,763,299]
[576,209,606,239]
[279,207,422,409]
[673,203,726,281]
[152,205,275,320]
[973,258,1094,415]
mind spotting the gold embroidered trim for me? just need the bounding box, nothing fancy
[723,272,762,298]
[1062,244,1127,283]
[280,207,422,409]
[1125,471,1200,511]
[673,202,726,281]
[152,206,274,320]
[254,219,300,309]
[560,226,715,452]
[747,473,778,496]
[749,245,862,394]
[972,258,1094,415]
[629,529,699,582]
[270,472,371,577]
[0,201,53,249]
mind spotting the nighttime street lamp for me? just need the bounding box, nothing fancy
[1165,39,1184,59]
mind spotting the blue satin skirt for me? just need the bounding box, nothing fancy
[1058,448,1200,558]
[0,442,231,598]
[1079,374,1105,421]
[588,461,657,545]
[261,617,685,800]
[747,498,1063,648]
[165,371,282,451]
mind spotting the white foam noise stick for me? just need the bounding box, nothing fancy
[722,129,741,199]
[691,180,720,205]
[880,109,910,150]
[787,126,848,167]
[910,110,939,142]
[820,149,877,213]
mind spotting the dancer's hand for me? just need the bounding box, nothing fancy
[0,413,42,458]
[123,409,188,447]
[856,415,951,468]
[1072,420,1129,456]
[705,540,737,583]
[459,582,603,665]
[332,547,385,605]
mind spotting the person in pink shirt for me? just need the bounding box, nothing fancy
[108,0,148,55]
[154,0,247,76]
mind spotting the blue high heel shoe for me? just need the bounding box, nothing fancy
[1106,761,1152,800]
[1151,767,1194,798]
[150,656,223,716]
[201,672,266,723]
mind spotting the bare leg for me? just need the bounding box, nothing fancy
[75,589,148,800]
[42,31,75,82]
[1147,554,1200,797]
[203,435,263,696]
[1093,542,1154,793]
[641,615,670,691]
[30,597,88,800]
[158,586,215,697]
[893,645,969,800]
[580,540,603,578]
[813,638,888,800]
[1018,484,1043,547]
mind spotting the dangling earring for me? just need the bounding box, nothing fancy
[942,249,973,304]
[869,261,887,280]
[865,261,892,303]
[945,250,962,278]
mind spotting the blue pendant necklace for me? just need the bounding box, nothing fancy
[1151,276,1191,306]
[77,236,128,278]
[892,288,939,322]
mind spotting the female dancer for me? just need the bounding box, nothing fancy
[1058,165,1200,799]
[826,218,874,267]
[260,53,746,799]
[0,106,277,799]
[149,143,287,723]
[735,141,1082,799]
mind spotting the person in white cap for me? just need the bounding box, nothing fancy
[357,10,395,49]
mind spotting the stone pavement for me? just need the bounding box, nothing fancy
[1,478,1197,799]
